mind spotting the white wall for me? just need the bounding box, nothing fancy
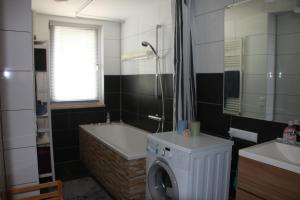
[192,0,233,73]
[33,13,121,75]
[121,0,173,75]
[0,0,39,188]
[275,12,300,123]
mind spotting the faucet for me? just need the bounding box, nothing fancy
[148,114,162,122]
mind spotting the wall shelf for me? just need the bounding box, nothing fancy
[39,173,53,179]
[34,41,55,181]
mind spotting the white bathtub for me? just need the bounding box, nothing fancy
[80,123,148,160]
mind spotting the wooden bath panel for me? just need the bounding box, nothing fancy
[79,128,146,200]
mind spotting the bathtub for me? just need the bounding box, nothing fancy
[79,123,148,200]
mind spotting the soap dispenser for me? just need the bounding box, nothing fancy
[283,121,296,143]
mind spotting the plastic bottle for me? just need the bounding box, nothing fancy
[106,112,111,124]
[283,121,296,143]
[294,119,300,142]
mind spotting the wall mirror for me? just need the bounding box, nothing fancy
[224,0,300,123]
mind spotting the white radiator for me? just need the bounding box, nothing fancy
[224,39,243,115]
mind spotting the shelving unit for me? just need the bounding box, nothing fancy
[34,41,55,181]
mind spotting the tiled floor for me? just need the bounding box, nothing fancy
[63,177,113,200]
[56,161,113,199]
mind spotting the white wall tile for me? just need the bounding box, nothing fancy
[275,75,300,96]
[121,60,139,75]
[243,74,266,95]
[275,95,300,117]
[102,22,121,40]
[235,14,270,37]
[4,147,38,187]
[121,35,139,54]
[194,9,224,44]
[103,39,121,58]
[243,34,274,55]
[0,0,32,32]
[0,124,5,192]
[121,17,140,39]
[242,94,266,114]
[159,24,174,52]
[0,31,33,71]
[276,55,300,75]
[0,71,35,110]
[194,41,224,73]
[240,111,265,121]
[104,57,121,75]
[121,0,172,75]
[160,48,174,74]
[243,55,268,75]
[194,0,233,16]
[277,33,300,55]
[277,12,300,35]
[137,59,157,74]
[2,110,36,149]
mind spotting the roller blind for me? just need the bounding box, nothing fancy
[49,22,99,102]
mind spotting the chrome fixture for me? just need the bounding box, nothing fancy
[141,25,165,133]
[148,115,162,122]
[141,41,160,58]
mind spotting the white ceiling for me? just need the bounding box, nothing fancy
[32,0,161,22]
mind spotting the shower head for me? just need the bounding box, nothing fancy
[141,41,159,58]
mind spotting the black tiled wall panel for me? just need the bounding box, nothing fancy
[104,75,121,121]
[51,107,106,165]
[196,73,286,141]
[121,74,174,133]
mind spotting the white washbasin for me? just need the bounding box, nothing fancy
[239,140,300,174]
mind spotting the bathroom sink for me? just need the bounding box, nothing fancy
[239,140,300,174]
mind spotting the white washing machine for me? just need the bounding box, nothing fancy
[146,132,233,200]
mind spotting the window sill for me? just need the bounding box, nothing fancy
[50,102,105,110]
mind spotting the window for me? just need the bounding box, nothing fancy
[49,21,100,102]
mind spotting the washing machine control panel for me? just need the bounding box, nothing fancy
[147,140,173,158]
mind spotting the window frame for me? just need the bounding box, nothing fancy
[49,21,103,107]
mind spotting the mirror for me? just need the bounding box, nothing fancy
[224,0,300,123]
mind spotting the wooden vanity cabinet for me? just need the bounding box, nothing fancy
[236,156,300,200]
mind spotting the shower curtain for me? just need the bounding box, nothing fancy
[174,0,196,125]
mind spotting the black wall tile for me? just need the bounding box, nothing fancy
[104,75,120,93]
[54,146,79,163]
[138,115,159,133]
[197,102,231,138]
[52,130,79,147]
[159,74,174,99]
[109,110,120,122]
[122,110,139,128]
[51,107,105,166]
[121,74,174,132]
[231,116,286,143]
[139,96,162,117]
[69,110,105,129]
[122,93,139,113]
[196,73,223,105]
[138,75,156,96]
[51,111,69,130]
[164,99,173,122]
[105,93,120,111]
[121,75,139,94]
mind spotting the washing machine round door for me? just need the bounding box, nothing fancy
[147,159,179,200]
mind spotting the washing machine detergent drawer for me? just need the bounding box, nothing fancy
[146,141,190,171]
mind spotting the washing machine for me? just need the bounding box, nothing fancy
[146,132,233,200]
